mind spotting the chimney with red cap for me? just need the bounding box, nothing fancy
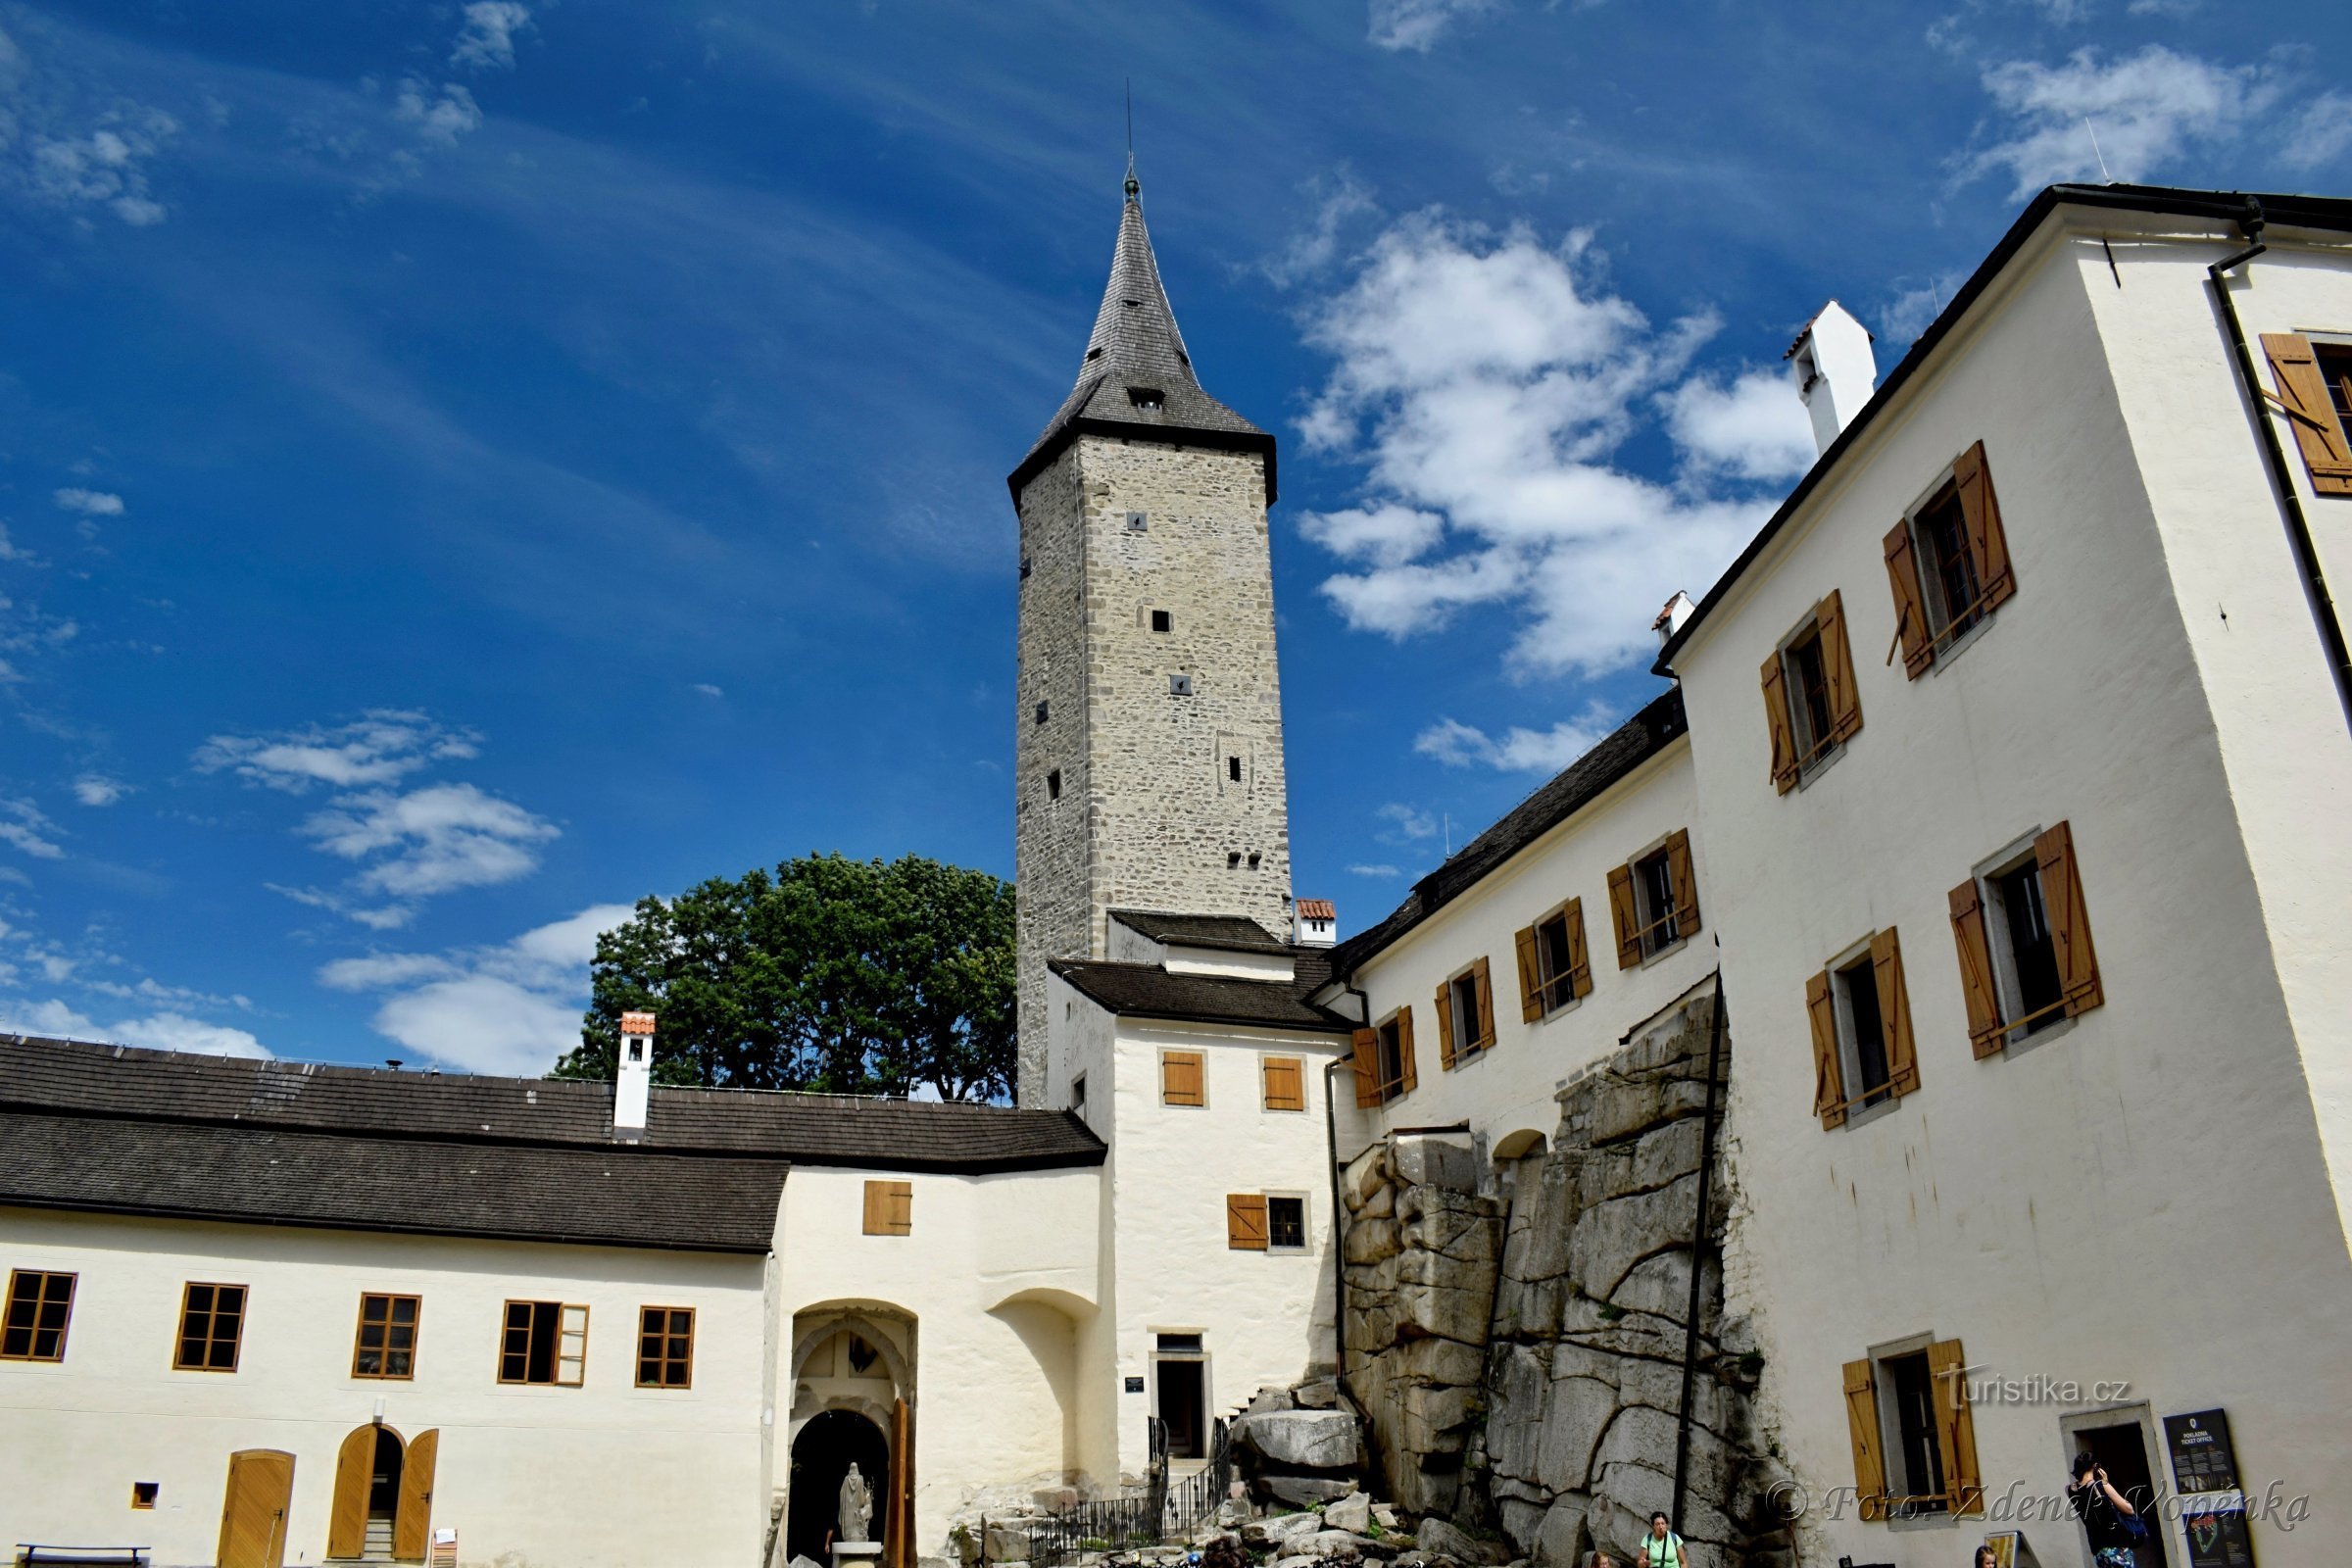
[615,1011,656,1142]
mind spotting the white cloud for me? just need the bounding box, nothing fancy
[393,79,484,149]
[0,523,25,562]
[1414,701,1617,771]
[1347,862,1403,878]
[1296,214,1770,676]
[1961,46,2279,197]
[1664,368,1818,483]
[301,782,559,901]
[2283,93,2352,172]
[452,2,537,72]
[1374,802,1439,842]
[319,902,633,1077]
[53,488,124,515]
[1880,274,1964,347]
[72,774,129,807]
[0,997,269,1057]
[2125,0,2199,14]
[1367,0,1500,52]
[195,710,481,793]
[0,798,65,860]
[691,682,724,698]
[1258,169,1378,287]
[19,105,179,225]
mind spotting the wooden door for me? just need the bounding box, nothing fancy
[329,1425,376,1559]
[393,1429,439,1561]
[218,1449,296,1568]
[887,1400,912,1568]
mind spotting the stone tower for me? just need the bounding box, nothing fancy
[1008,164,1291,1105]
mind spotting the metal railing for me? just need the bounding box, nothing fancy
[1008,1418,1231,1568]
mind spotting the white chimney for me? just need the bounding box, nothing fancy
[1293,899,1337,948]
[1653,591,1695,651]
[1786,301,1877,455]
[614,1010,655,1141]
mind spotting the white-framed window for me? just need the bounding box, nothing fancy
[1264,1193,1308,1252]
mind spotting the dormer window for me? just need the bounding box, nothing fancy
[1085,347,1103,362]
[1128,387,1165,411]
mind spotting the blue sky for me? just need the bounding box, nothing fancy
[1,0,2344,1073]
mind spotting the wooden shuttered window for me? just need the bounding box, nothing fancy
[1606,864,1642,970]
[1842,1358,1889,1522]
[1883,519,1936,679]
[1871,928,1919,1099]
[1351,1028,1382,1108]
[1760,650,1799,794]
[1763,593,1863,796]
[1471,958,1495,1051]
[2036,821,2104,1018]
[1563,904,1592,1001]
[1818,590,1863,743]
[863,1180,913,1237]
[1261,1054,1305,1111]
[1666,829,1701,940]
[1432,958,1496,1072]
[1927,1339,1985,1516]
[1514,926,1544,1021]
[1434,978,1456,1070]
[1160,1050,1205,1106]
[1807,971,1846,1131]
[2261,332,2352,495]
[1948,878,2007,1058]
[1395,1006,1418,1095]
[1226,1193,1268,1250]
[1514,902,1592,1019]
[1951,442,2016,614]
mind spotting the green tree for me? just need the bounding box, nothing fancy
[551,853,1017,1102]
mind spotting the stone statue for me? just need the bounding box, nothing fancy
[838,1463,873,1544]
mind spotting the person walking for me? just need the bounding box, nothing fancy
[2068,1452,2147,1568]
[1640,1513,1686,1568]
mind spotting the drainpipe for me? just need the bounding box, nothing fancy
[1670,963,1729,1531]
[1323,1053,1351,1397]
[2205,197,2352,734]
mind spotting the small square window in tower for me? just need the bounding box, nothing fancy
[1169,674,1194,696]
[1019,556,1033,580]
[1125,511,1150,533]
[1046,769,1061,802]
[1127,386,1165,411]
[1151,610,1174,633]
[1034,702,1049,725]
[1227,756,1242,783]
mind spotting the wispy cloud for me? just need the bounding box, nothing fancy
[451,2,538,73]
[1367,0,1501,53]
[195,710,481,793]
[1958,45,2281,196]
[2284,92,2352,172]
[1414,702,1617,771]
[1257,168,1378,288]
[0,22,178,225]
[0,996,269,1057]
[71,774,129,807]
[1374,802,1439,843]
[318,902,631,1076]
[53,488,124,516]
[301,781,559,902]
[0,798,66,860]
[1347,862,1402,878]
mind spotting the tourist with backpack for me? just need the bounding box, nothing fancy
[2068,1452,2149,1567]
[1640,1513,1686,1568]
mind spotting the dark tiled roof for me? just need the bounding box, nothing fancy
[0,1109,787,1253]
[1052,949,1350,1035]
[1009,178,1276,502]
[1110,909,1288,953]
[0,1037,1103,1174]
[1330,689,1689,974]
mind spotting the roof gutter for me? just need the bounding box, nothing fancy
[2203,200,2352,734]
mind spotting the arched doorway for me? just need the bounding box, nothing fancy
[787,1408,890,1565]
[328,1423,438,1561]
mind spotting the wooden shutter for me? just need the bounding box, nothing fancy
[1607,863,1642,969]
[1226,1193,1268,1250]
[1471,957,1495,1050]
[889,1398,914,1568]
[1883,519,1935,678]
[1926,1340,1984,1516]
[1842,1359,1888,1522]
[1760,650,1799,795]
[2035,820,2104,1016]
[1565,900,1592,998]
[1871,928,1918,1098]
[1949,878,2007,1058]
[1160,1050,1204,1106]
[1817,589,1863,742]
[1807,971,1846,1131]
[395,1429,438,1560]
[1513,926,1544,1022]
[1396,1006,1418,1094]
[1261,1055,1303,1111]
[1433,980,1457,1070]
[864,1180,912,1237]
[1666,829,1701,938]
[328,1425,372,1559]
[1351,1028,1380,1108]
[2261,333,2352,494]
[1951,441,2015,612]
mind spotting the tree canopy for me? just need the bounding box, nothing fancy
[551,853,1017,1102]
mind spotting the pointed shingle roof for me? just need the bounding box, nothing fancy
[1009,165,1277,501]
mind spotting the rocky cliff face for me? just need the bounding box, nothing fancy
[1342,987,1796,1567]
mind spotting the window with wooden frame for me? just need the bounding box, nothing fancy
[1434,957,1495,1070]
[1,1269,75,1362]
[1349,1005,1416,1107]
[172,1282,247,1372]
[1762,591,1862,793]
[1160,1049,1205,1107]
[498,1299,588,1386]
[1226,1193,1308,1251]
[1514,899,1591,1020]
[1264,1194,1307,1251]
[636,1305,695,1389]
[1807,930,1919,1131]
[1607,829,1700,968]
[862,1179,913,1237]
[1884,441,2016,678]
[352,1293,420,1380]
[2260,333,2352,495]
[1260,1054,1305,1112]
[1841,1340,1984,1522]
[1950,820,2103,1058]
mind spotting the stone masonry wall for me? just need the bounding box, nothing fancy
[1012,433,1293,1104]
[1344,989,1796,1567]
